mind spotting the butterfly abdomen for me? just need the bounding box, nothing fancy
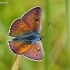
[13,37,26,42]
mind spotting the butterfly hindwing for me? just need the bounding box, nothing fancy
[24,41,44,60]
[8,41,44,60]
[8,41,30,54]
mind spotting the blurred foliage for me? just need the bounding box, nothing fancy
[0,0,69,70]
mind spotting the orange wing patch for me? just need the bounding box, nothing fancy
[9,19,31,37]
[8,41,30,54]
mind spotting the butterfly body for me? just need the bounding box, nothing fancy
[13,34,42,44]
[8,7,44,61]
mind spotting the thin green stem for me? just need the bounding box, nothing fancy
[45,0,51,70]
[66,0,70,70]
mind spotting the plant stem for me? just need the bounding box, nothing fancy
[10,55,22,70]
[66,0,70,69]
[45,0,51,70]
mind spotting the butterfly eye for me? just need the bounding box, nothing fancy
[39,36,43,40]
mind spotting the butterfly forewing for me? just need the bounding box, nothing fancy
[9,19,32,37]
[22,7,42,34]
[9,7,41,37]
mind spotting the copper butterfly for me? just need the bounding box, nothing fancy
[8,7,44,61]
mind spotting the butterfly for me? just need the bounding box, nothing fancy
[8,7,44,61]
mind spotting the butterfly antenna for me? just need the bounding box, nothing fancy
[42,37,52,45]
[40,22,50,34]
[45,40,52,45]
[40,22,52,45]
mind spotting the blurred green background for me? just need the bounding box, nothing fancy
[0,0,70,70]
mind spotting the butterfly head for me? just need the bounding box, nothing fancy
[39,36,43,40]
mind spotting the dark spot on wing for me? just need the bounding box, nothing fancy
[36,25,38,26]
[37,49,40,51]
[35,19,39,21]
